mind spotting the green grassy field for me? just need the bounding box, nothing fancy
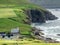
[0,8,31,34]
[0,40,60,45]
[0,39,60,45]
[0,0,43,35]
[0,8,16,18]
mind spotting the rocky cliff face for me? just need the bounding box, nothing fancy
[25,9,58,23]
[27,9,46,23]
[43,10,58,20]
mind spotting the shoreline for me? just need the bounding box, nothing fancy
[31,27,60,43]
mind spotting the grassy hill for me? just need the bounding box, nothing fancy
[0,0,45,34]
[0,0,32,34]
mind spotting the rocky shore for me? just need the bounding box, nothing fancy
[25,8,59,43]
[31,27,59,43]
[25,9,58,23]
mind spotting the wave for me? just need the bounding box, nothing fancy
[35,26,60,30]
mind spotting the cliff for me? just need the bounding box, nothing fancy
[25,9,58,23]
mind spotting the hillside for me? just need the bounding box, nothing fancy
[0,0,31,34]
[0,0,58,44]
[0,0,46,34]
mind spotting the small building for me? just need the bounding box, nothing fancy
[0,27,21,39]
[10,27,20,39]
[11,27,20,34]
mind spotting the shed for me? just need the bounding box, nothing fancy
[11,27,20,34]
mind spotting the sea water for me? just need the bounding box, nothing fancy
[31,9,60,41]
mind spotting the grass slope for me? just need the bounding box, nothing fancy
[0,8,31,34]
[0,0,32,35]
[0,0,44,35]
[0,8,16,18]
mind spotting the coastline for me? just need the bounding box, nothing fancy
[31,27,60,43]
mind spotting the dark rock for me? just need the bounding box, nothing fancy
[46,38,52,40]
[43,11,58,20]
[23,19,31,25]
[30,9,46,23]
[45,38,59,43]
[31,27,44,36]
[25,9,58,23]
[57,34,60,36]
[35,32,40,36]
[26,9,46,23]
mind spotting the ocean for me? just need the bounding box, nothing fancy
[31,9,60,41]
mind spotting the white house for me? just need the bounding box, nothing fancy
[11,27,20,34]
